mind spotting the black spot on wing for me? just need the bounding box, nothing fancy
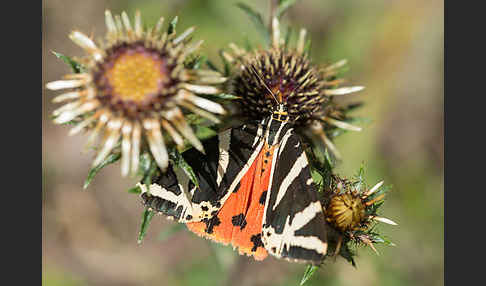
[259,191,267,205]
[204,216,221,234]
[231,214,247,230]
[251,233,264,252]
[201,206,209,211]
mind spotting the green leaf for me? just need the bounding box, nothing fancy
[353,163,366,192]
[138,153,152,176]
[340,243,357,267]
[244,36,253,51]
[138,208,155,244]
[185,55,207,69]
[368,233,396,246]
[212,93,240,100]
[157,223,186,242]
[52,51,86,73]
[303,39,312,55]
[194,126,217,141]
[236,2,270,45]
[324,149,334,169]
[310,168,323,190]
[168,16,178,34]
[205,59,221,73]
[276,0,299,18]
[143,159,158,187]
[284,26,293,48]
[127,186,142,194]
[218,50,231,77]
[169,149,199,189]
[366,201,384,216]
[83,153,121,189]
[300,265,319,285]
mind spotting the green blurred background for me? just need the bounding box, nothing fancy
[42,0,443,285]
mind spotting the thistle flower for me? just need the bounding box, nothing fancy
[222,17,363,158]
[46,10,227,176]
[323,176,397,256]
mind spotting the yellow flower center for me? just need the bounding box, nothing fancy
[106,53,165,102]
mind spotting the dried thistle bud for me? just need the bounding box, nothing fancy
[326,192,366,232]
[322,175,397,257]
[46,10,227,176]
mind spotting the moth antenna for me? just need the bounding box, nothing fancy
[248,64,280,105]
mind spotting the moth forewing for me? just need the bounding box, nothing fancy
[261,125,328,264]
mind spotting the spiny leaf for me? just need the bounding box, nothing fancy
[284,26,293,48]
[59,119,80,125]
[169,149,199,189]
[244,36,253,51]
[194,125,217,141]
[340,243,357,267]
[127,186,142,194]
[353,163,366,192]
[343,102,365,113]
[218,50,231,77]
[185,54,207,69]
[138,208,155,244]
[212,93,240,100]
[366,201,385,216]
[168,16,178,34]
[300,265,319,285]
[157,223,186,242]
[52,51,86,73]
[83,153,121,189]
[303,38,312,55]
[236,2,270,45]
[324,149,334,169]
[310,168,323,191]
[368,233,396,246]
[137,153,159,186]
[138,153,152,177]
[205,59,221,73]
[143,158,158,187]
[276,0,299,18]
[185,114,207,125]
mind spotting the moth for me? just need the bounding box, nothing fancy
[139,102,328,264]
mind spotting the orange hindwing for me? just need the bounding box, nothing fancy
[186,143,277,260]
